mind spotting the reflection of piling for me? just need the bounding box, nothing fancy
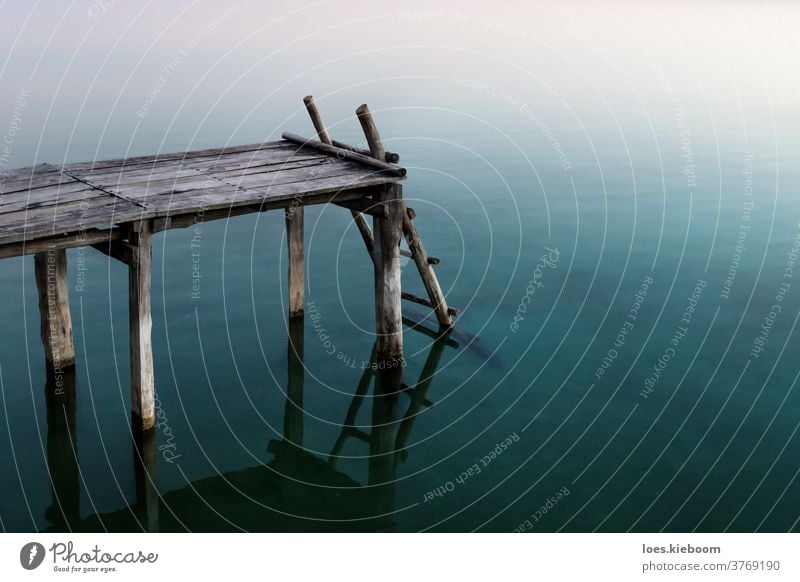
[328,344,377,467]
[132,428,159,532]
[44,367,80,530]
[368,367,402,532]
[284,316,305,447]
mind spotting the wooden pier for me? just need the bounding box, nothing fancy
[0,98,456,431]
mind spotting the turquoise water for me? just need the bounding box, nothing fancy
[2,1,800,532]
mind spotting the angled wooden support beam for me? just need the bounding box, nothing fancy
[90,239,133,265]
[402,208,455,329]
[34,248,75,369]
[128,219,155,431]
[285,206,304,318]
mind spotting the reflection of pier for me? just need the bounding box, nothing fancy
[42,315,454,532]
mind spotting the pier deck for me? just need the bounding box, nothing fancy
[0,99,455,432]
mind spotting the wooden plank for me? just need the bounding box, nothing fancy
[129,220,155,431]
[61,141,292,173]
[0,183,105,212]
[0,228,124,260]
[285,206,304,318]
[34,248,76,369]
[0,197,144,242]
[282,132,406,177]
[136,172,402,215]
[374,183,404,362]
[70,148,323,184]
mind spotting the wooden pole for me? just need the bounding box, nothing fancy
[281,132,405,177]
[128,220,155,431]
[403,209,454,329]
[356,104,387,162]
[302,95,332,145]
[374,183,404,362]
[34,248,75,370]
[285,207,304,318]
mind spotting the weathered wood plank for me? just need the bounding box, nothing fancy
[34,248,75,369]
[0,184,104,212]
[62,141,293,173]
[0,228,124,260]
[129,220,155,431]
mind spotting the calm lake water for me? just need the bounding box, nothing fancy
[1,1,800,532]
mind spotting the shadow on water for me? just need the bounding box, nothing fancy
[41,316,455,532]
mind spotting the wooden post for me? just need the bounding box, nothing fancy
[356,104,387,161]
[403,209,454,329]
[34,248,75,370]
[302,95,332,145]
[128,220,155,431]
[374,183,404,362]
[285,207,304,318]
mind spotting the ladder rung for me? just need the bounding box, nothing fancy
[401,291,460,317]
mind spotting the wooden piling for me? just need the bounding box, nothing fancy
[373,183,404,362]
[34,248,75,369]
[128,220,155,431]
[285,207,304,318]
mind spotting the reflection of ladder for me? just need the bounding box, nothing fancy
[327,332,454,469]
[301,96,460,329]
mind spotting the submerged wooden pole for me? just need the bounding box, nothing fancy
[374,183,404,362]
[285,207,304,318]
[34,248,75,370]
[128,220,155,431]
